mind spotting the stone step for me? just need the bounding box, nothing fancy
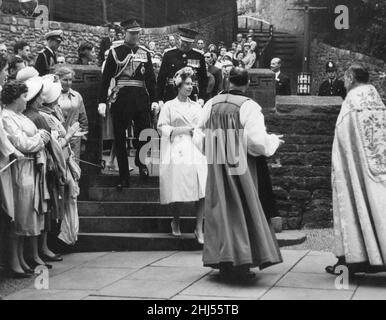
[73,231,306,252]
[75,233,202,252]
[80,175,159,188]
[88,187,160,202]
[79,217,197,233]
[78,201,196,217]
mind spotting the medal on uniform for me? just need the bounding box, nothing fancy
[141,64,146,75]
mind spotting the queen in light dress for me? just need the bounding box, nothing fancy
[157,67,207,244]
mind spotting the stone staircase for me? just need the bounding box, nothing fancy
[75,174,202,252]
[74,172,306,252]
[240,28,303,94]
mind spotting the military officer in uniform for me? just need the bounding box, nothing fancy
[318,61,347,99]
[157,28,208,108]
[98,19,158,189]
[35,30,63,76]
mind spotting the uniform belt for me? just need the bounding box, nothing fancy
[117,80,146,88]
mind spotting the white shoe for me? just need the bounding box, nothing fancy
[171,220,182,237]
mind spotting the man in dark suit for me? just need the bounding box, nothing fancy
[318,61,347,99]
[35,30,63,76]
[271,57,291,96]
[204,52,223,98]
[98,26,117,65]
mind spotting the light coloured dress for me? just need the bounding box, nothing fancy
[332,84,386,266]
[0,117,16,221]
[157,97,207,205]
[1,109,45,236]
[58,88,88,161]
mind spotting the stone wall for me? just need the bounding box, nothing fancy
[238,0,305,34]
[310,40,386,100]
[265,96,342,229]
[0,11,236,64]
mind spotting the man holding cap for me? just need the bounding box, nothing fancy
[35,29,63,76]
[157,27,208,107]
[318,61,346,99]
[98,18,157,189]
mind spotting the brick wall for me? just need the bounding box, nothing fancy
[0,11,236,64]
[310,40,386,101]
[265,96,342,229]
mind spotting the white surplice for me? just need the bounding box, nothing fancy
[332,84,386,266]
[199,96,280,158]
[157,98,207,205]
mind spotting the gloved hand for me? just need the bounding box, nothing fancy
[151,102,160,115]
[98,103,107,118]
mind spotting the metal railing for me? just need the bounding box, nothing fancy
[238,15,273,36]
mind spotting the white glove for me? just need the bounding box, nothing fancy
[98,103,107,118]
[151,102,160,115]
[158,101,164,110]
[198,99,204,107]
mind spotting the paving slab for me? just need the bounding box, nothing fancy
[126,266,210,283]
[97,279,190,299]
[47,267,136,290]
[171,295,249,300]
[180,273,274,299]
[259,250,309,274]
[82,251,176,269]
[291,253,337,274]
[4,289,91,300]
[261,287,353,300]
[152,251,205,268]
[276,272,359,291]
[352,285,386,300]
[83,295,161,300]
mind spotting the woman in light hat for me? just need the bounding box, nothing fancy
[38,75,81,246]
[56,66,89,162]
[16,66,39,82]
[24,76,65,263]
[0,57,25,275]
[1,80,51,277]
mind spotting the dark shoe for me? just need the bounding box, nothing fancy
[116,179,130,190]
[41,254,63,263]
[28,261,53,270]
[7,269,32,279]
[139,166,149,178]
[23,267,35,275]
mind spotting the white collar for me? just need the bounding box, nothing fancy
[45,46,54,55]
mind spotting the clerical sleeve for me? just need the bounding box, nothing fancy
[240,100,280,157]
[197,99,213,130]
